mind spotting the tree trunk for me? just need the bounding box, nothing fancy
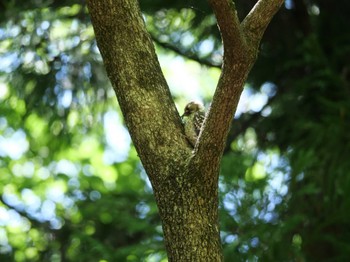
[87,0,284,260]
[156,168,222,261]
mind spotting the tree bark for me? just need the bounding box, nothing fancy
[87,0,283,260]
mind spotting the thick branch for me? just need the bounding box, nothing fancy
[208,0,244,57]
[86,1,190,183]
[194,0,283,175]
[241,0,285,46]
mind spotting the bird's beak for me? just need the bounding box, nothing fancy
[181,111,188,119]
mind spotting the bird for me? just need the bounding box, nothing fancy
[181,101,206,147]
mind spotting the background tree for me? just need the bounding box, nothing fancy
[0,0,350,261]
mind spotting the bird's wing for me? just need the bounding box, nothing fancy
[194,111,205,135]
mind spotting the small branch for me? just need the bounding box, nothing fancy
[241,0,285,46]
[151,35,221,68]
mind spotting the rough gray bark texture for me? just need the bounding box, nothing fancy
[87,0,284,260]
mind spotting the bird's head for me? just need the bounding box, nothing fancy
[181,101,204,118]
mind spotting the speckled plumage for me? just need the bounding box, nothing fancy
[181,101,205,147]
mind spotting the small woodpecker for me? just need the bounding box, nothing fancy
[181,101,205,147]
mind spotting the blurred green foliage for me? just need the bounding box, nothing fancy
[0,0,350,261]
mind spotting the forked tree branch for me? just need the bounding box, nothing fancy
[194,0,284,175]
[87,1,283,259]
